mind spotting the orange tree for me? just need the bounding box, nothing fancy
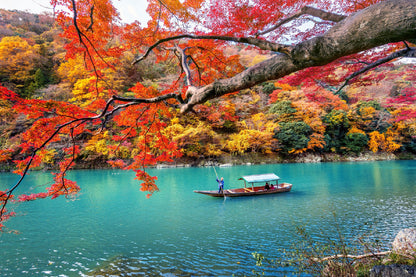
[1,0,416,230]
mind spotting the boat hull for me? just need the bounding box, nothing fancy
[194,183,292,197]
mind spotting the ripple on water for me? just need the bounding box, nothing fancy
[1,161,415,276]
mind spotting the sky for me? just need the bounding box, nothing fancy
[0,0,150,23]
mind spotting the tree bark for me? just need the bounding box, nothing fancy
[180,0,416,113]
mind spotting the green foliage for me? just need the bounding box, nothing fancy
[269,100,296,116]
[402,139,416,154]
[323,110,350,153]
[274,121,312,154]
[345,133,369,154]
[261,82,276,94]
[324,110,350,132]
[355,100,382,114]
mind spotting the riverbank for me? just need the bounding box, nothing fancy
[1,151,415,172]
[157,151,416,168]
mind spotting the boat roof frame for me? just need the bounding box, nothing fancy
[241,173,280,183]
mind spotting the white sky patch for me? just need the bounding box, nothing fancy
[113,0,149,24]
[0,0,53,13]
[0,0,149,24]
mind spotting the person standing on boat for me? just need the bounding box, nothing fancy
[216,177,224,193]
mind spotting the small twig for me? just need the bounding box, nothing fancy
[335,46,416,94]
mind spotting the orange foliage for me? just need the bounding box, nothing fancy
[368,129,401,153]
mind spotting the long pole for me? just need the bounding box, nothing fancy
[213,166,219,179]
[212,166,226,198]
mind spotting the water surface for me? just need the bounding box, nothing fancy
[1,160,415,276]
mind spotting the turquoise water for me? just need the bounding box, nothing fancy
[1,160,416,276]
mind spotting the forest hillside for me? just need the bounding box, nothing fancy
[1,9,416,170]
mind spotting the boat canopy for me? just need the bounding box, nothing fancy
[241,173,280,183]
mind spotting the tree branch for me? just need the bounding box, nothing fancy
[312,251,391,262]
[335,46,416,94]
[179,0,416,112]
[255,6,346,37]
[175,46,193,86]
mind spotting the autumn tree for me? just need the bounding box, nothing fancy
[1,0,416,230]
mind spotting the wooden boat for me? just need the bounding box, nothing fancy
[194,173,292,197]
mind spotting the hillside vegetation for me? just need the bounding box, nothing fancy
[1,9,415,170]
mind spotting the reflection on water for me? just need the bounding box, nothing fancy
[0,160,415,276]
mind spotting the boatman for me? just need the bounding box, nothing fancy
[216,177,224,193]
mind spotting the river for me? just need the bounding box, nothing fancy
[1,160,415,276]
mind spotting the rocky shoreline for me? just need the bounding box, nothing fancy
[155,151,415,169]
[0,151,414,172]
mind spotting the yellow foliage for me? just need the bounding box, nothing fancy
[0,36,37,83]
[384,129,402,152]
[60,56,125,106]
[163,120,222,157]
[368,129,401,153]
[226,127,276,155]
[360,106,376,119]
[394,120,416,138]
[57,56,89,84]
[368,131,383,152]
[329,110,347,125]
[85,131,110,156]
[70,76,99,106]
[0,99,15,122]
[206,144,223,157]
[348,126,366,135]
[248,90,261,105]
[244,113,279,132]
[39,148,58,164]
[226,131,252,154]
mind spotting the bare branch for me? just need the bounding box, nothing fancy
[132,34,292,65]
[312,251,391,262]
[112,93,184,105]
[256,6,346,37]
[175,46,193,86]
[86,4,94,32]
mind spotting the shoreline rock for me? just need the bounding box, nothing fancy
[161,151,412,168]
[392,228,416,256]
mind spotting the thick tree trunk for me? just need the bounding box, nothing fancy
[180,0,416,112]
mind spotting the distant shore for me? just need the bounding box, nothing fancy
[153,151,416,169]
[1,151,415,172]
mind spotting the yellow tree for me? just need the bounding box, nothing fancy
[0,36,40,97]
[226,113,279,154]
[163,117,222,158]
[368,129,401,153]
